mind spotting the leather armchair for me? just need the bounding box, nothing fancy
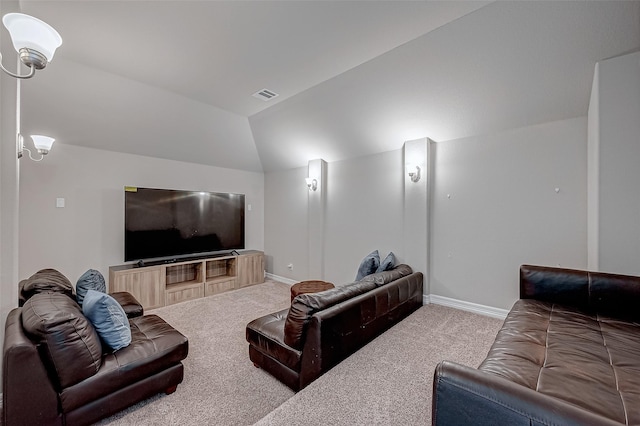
[3,269,189,426]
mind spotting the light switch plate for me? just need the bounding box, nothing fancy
[56,198,65,208]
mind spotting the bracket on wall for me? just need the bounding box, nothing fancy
[306,178,318,191]
[408,166,421,183]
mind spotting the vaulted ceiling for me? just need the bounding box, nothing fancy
[9,1,640,172]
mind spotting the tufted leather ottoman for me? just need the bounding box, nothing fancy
[290,280,334,302]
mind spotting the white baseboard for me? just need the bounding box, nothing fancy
[425,294,509,320]
[264,277,509,320]
[265,273,297,286]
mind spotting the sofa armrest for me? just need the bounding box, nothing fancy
[432,361,620,426]
[110,291,144,318]
[3,308,61,426]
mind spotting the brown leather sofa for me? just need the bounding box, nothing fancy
[246,264,423,391]
[3,269,189,426]
[433,264,640,426]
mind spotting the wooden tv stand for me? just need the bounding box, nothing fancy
[109,250,265,310]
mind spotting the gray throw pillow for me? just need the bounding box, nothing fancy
[76,269,106,307]
[355,250,380,281]
[376,252,396,273]
[82,290,132,352]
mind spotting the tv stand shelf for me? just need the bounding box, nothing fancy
[109,250,264,310]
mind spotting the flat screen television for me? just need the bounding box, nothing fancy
[124,186,245,262]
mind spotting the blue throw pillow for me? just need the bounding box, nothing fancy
[376,252,396,273]
[355,250,380,281]
[76,269,106,307]
[82,290,131,352]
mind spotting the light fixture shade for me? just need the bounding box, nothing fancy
[31,135,55,152]
[2,13,62,62]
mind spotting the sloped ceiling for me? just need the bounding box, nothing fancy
[250,1,640,171]
[10,1,640,172]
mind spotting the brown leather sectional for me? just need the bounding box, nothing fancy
[246,264,423,390]
[433,264,640,426]
[3,269,189,426]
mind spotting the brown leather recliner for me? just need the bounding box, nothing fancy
[3,269,189,426]
[246,265,424,391]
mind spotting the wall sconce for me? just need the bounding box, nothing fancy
[407,165,421,183]
[2,13,62,161]
[306,177,318,191]
[1,13,62,79]
[18,134,54,161]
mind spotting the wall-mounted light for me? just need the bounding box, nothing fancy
[1,13,62,79]
[2,13,62,161]
[306,177,318,191]
[407,165,421,183]
[18,134,54,161]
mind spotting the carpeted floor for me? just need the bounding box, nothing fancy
[255,300,502,425]
[92,281,502,425]
[98,280,295,426]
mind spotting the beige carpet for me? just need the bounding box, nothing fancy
[93,280,503,425]
[98,280,295,426]
[255,302,503,425]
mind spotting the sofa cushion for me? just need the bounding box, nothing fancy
[59,314,189,412]
[284,280,377,349]
[355,250,380,281]
[361,264,413,287]
[20,268,75,303]
[82,290,132,351]
[246,309,302,371]
[22,292,102,389]
[76,269,106,307]
[375,252,396,273]
[479,299,640,425]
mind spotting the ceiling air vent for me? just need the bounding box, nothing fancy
[252,89,279,102]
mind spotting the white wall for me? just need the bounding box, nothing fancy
[403,138,431,294]
[587,63,600,270]
[430,117,588,309]
[266,118,588,307]
[0,0,21,386]
[264,166,309,280]
[265,150,408,285]
[19,144,264,286]
[324,150,405,284]
[307,159,327,279]
[590,51,640,275]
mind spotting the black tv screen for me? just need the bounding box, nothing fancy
[124,187,245,262]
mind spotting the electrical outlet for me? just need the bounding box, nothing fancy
[287,263,294,271]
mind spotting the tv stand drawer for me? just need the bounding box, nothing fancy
[166,282,204,306]
[205,278,236,296]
